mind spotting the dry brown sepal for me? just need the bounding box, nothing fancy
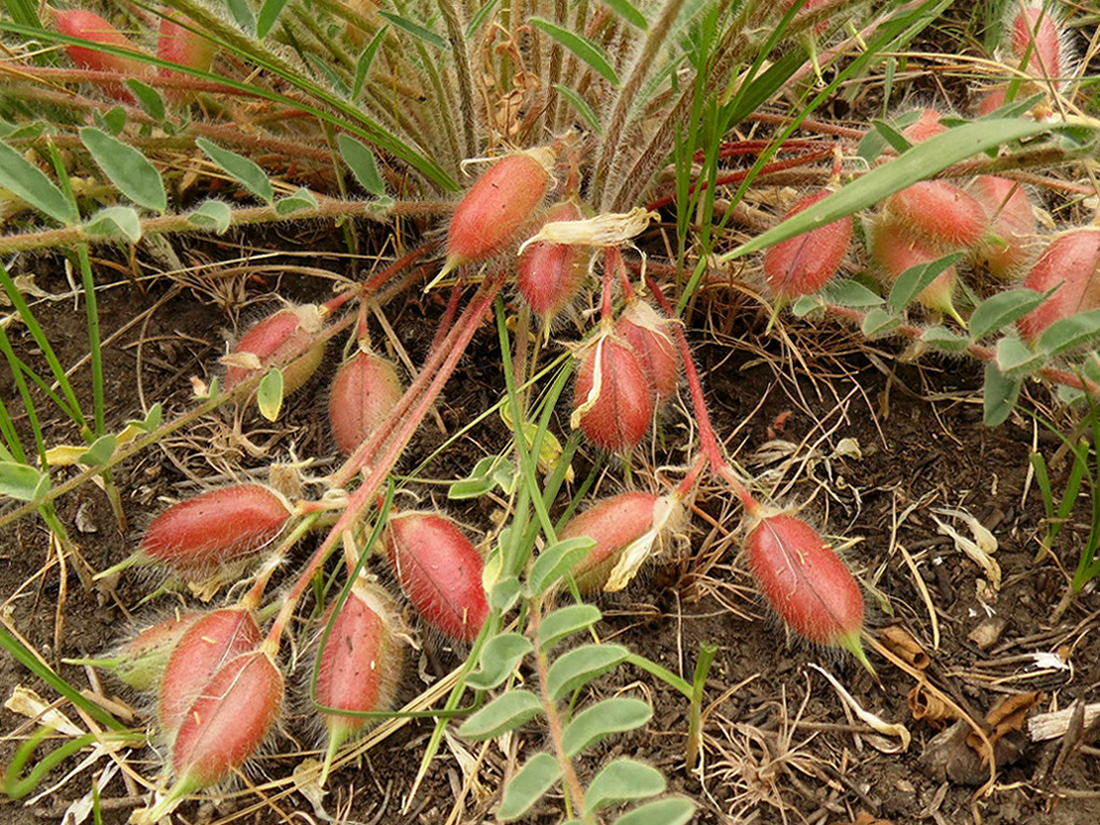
[879,625,930,670]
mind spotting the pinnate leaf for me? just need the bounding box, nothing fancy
[458,690,541,740]
[497,753,561,821]
[561,697,652,757]
[537,604,601,652]
[612,797,695,825]
[586,758,666,812]
[546,644,629,701]
[80,128,166,212]
[0,140,76,224]
[466,633,531,690]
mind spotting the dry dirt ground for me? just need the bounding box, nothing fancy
[0,249,1098,825]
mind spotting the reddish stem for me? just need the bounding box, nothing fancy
[645,275,761,515]
[267,270,508,646]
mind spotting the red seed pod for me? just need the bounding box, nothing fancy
[223,304,326,395]
[901,108,948,144]
[445,148,554,270]
[870,221,960,316]
[559,492,681,593]
[139,484,291,578]
[883,180,990,251]
[1010,3,1069,87]
[386,512,489,642]
[746,514,871,670]
[315,581,403,782]
[328,348,403,457]
[615,301,680,403]
[52,10,152,102]
[517,200,587,319]
[967,175,1038,280]
[572,335,654,452]
[158,608,262,739]
[1018,227,1100,342]
[157,9,217,101]
[106,612,202,691]
[171,648,283,790]
[763,190,853,301]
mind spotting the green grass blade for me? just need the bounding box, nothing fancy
[529,17,620,86]
[257,0,294,39]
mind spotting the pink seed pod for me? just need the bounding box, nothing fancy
[315,581,403,782]
[559,492,682,593]
[572,335,654,452]
[967,175,1038,280]
[223,304,326,395]
[517,200,587,319]
[386,512,489,642]
[1018,227,1100,342]
[171,648,283,791]
[883,180,990,251]
[106,612,202,691]
[158,608,262,739]
[901,108,948,144]
[763,189,853,301]
[52,9,152,102]
[746,514,871,671]
[328,348,403,458]
[615,300,680,403]
[157,9,217,101]
[445,148,555,270]
[870,221,960,316]
[1009,2,1070,88]
[139,484,291,578]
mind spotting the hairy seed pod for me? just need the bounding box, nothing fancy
[52,10,152,101]
[870,221,960,316]
[386,512,489,642]
[968,175,1037,280]
[883,181,989,251]
[901,108,948,143]
[157,9,217,101]
[139,484,291,577]
[328,348,403,458]
[315,581,403,783]
[615,301,680,402]
[559,492,681,593]
[763,189,853,300]
[517,200,587,319]
[171,648,283,790]
[158,608,262,739]
[572,336,654,452]
[445,148,554,270]
[1010,3,1069,88]
[1018,227,1100,342]
[746,514,871,671]
[223,305,326,395]
[105,612,202,691]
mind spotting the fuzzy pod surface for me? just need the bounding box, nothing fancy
[869,222,959,315]
[1010,3,1069,87]
[746,514,869,666]
[157,10,217,99]
[328,349,403,457]
[1018,227,1100,342]
[109,612,202,691]
[224,305,326,394]
[572,336,654,452]
[315,582,403,778]
[615,301,680,403]
[171,649,283,790]
[53,10,152,100]
[559,492,665,593]
[883,181,989,251]
[517,200,586,318]
[445,149,553,269]
[968,175,1037,280]
[763,190,853,300]
[386,512,489,642]
[139,484,291,577]
[158,608,262,738]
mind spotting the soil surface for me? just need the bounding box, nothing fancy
[1,249,1098,825]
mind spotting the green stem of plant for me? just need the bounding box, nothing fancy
[685,642,718,768]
